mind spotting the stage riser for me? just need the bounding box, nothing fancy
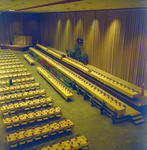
[1,45,30,51]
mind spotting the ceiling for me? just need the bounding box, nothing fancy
[0,0,146,13]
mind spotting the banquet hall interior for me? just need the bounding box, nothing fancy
[0,0,147,150]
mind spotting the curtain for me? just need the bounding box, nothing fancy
[40,9,147,89]
[0,13,40,45]
[0,10,146,89]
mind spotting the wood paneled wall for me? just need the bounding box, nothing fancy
[0,13,40,45]
[40,10,147,89]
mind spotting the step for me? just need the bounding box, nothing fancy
[105,107,113,114]
[103,110,111,117]
[130,112,141,117]
[134,119,145,125]
[116,117,128,123]
[132,115,143,121]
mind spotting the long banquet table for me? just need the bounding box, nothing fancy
[37,67,73,101]
[23,54,35,65]
[29,48,126,117]
[36,44,62,60]
[34,45,139,99]
[62,57,139,99]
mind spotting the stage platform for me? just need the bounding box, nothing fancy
[1,44,32,51]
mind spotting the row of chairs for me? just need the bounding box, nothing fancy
[0,77,35,88]
[0,56,17,60]
[0,61,22,66]
[8,120,72,149]
[0,64,23,70]
[0,68,28,75]
[0,89,46,104]
[38,134,89,150]
[2,98,53,116]
[0,58,20,63]
[0,82,40,95]
[1,50,77,150]
[4,107,62,129]
[0,72,31,81]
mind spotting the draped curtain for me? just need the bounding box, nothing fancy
[0,13,40,45]
[0,10,146,89]
[40,9,147,89]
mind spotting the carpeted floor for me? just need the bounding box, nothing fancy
[0,50,147,150]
